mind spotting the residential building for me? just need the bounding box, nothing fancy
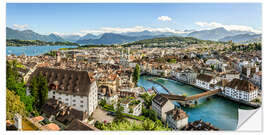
[195,74,217,90]
[27,67,98,115]
[152,94,174,122]
[116,98,142,116]
[166,108,188,130]
[182,120,219,131]
[224,79,258,102]
[98,85,118,104]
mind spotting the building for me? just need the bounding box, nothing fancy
[116,98,142,116]
[195,74,217,90]
[251,71,262,87]
[41,99,89,125]
[225,71,240,81]
[215,79,228,91]
[182,120,219,131]
[205,59,220,65]
[98,85,118,104]
[172,69,197,84]
[65,119,99,131]
[27,67,98,115]
[166,108,188,130]
[152,94,174,122]
[224,79,258,102]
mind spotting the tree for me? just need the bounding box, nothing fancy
[132,64,140,84]
[114,103,126,122]
[29,73,48,110]
[38,74,48,109]
[210,64,215,70]
[6,60,35,113]
[140,93,156,109]
[142,108,158,121]
[95,118,171,131]
[6,89,26,120]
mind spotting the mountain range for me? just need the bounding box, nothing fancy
[219,33,262,43]
[6,27,261,45]
[6,27,65,42]
[186,27,255,41]
[76,33,168,45]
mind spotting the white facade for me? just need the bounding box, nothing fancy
[251,73,262,87]
[195,78,217,90]
[116,101,142,116]
[166,115,188,130]
[206,59,220,65]
[223,87,258,102]
[48,81,98,115]
[152,100,174,122]
[225,73,240,81]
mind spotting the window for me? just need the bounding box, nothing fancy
[53,91,55,94]
[73,104,76,106]
[80,105,83,108]
[53,96,55,99]
[80,101,83,103]
[73,100,76,102]
[65,98,68,101]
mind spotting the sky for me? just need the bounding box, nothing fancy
[6,3,262,36]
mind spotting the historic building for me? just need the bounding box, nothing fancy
[224,78,258,102]
[195,74,217,90]
[27,67,98,115]
[166,108,188,130]
[152,94,174,122]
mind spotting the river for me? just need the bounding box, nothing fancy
[137,75,254,130]
[6,45,77,56]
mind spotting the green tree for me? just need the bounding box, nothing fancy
[95,118,171,131]
[6,89,26,120]
[38,74,48,109]
[142,108,158,121]
[6,60,35,113]
[140,93,156,109]
[132,64,140,84]
[114,103,126,122]
[29,73,48,110]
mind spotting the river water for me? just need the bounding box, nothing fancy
[138,75,254,130]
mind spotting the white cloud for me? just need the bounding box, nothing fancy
[195,21,261,33]
[13,24,29,30]
[52,32,84,37]
[157,16,172,22]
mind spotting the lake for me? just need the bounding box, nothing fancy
[6,45,77,56]
[138,75,254,130]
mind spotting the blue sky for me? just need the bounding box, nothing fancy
[6,3,262,36]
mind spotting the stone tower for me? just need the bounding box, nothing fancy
[56,51,61,63]
[14,113,22,131]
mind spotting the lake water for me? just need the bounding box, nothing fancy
[6,45,77,56]
[138,75,254,130]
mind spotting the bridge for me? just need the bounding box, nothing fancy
[159,89,222,101]
[147,78,222,105]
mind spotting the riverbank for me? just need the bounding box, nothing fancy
[141,73,261,108]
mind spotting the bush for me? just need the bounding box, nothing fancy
[103,104,114,112]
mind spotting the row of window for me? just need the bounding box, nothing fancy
[52,91,84,98]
